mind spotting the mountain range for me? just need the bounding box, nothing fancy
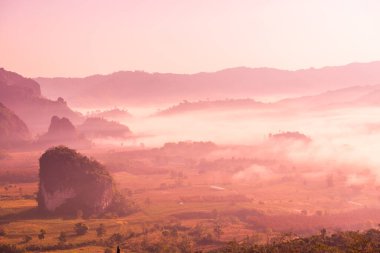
[155,84,380,116]
[35,61,380,107]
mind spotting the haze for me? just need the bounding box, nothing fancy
[1,0,380,77]
[2,1,380,252]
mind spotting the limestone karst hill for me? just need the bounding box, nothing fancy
[36,116,91,149]
[37,146,115,216]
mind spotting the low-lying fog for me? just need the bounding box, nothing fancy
[78,104,380,189]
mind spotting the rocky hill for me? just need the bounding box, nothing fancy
[0,102,30,148]
[37,146,115,216]
[36,116,91,149]
[0,68,82,133]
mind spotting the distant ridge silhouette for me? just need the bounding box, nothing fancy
[35,61,380,107]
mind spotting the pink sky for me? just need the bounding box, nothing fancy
[1,0,380,77]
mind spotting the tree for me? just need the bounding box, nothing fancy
[96,223,106,237]
[38,229,46,240]
[58,232,67,244]
[74,222,89,235]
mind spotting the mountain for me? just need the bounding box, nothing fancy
[37,146,115,216]
[0,68,82,133]
[36,116,90,149]
[35,61,380,107]
[0,103,31,148]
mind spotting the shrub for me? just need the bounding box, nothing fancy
[96,223,106,237]
[38,229,46,240]
[106,233,124,246]
[0,227,6,236]
[74,223,89,236]
[0,244,25,253]
[105,192,139,216]
[58,232,67,244]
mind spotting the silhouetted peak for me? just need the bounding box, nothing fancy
[47,116,76,135]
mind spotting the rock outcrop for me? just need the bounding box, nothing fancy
[37,146,115,215]
[0,102,30,148]
[37,116,91,149]
[44,116,77,139]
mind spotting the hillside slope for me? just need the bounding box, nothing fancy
[0,103,30,148]
[0,68,82,133]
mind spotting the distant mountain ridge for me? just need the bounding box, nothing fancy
[154,84,380,116]
[35,61,380,107]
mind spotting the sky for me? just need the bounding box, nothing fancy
[1,0,380,77]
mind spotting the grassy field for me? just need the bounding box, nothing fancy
[2,147,380,252]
